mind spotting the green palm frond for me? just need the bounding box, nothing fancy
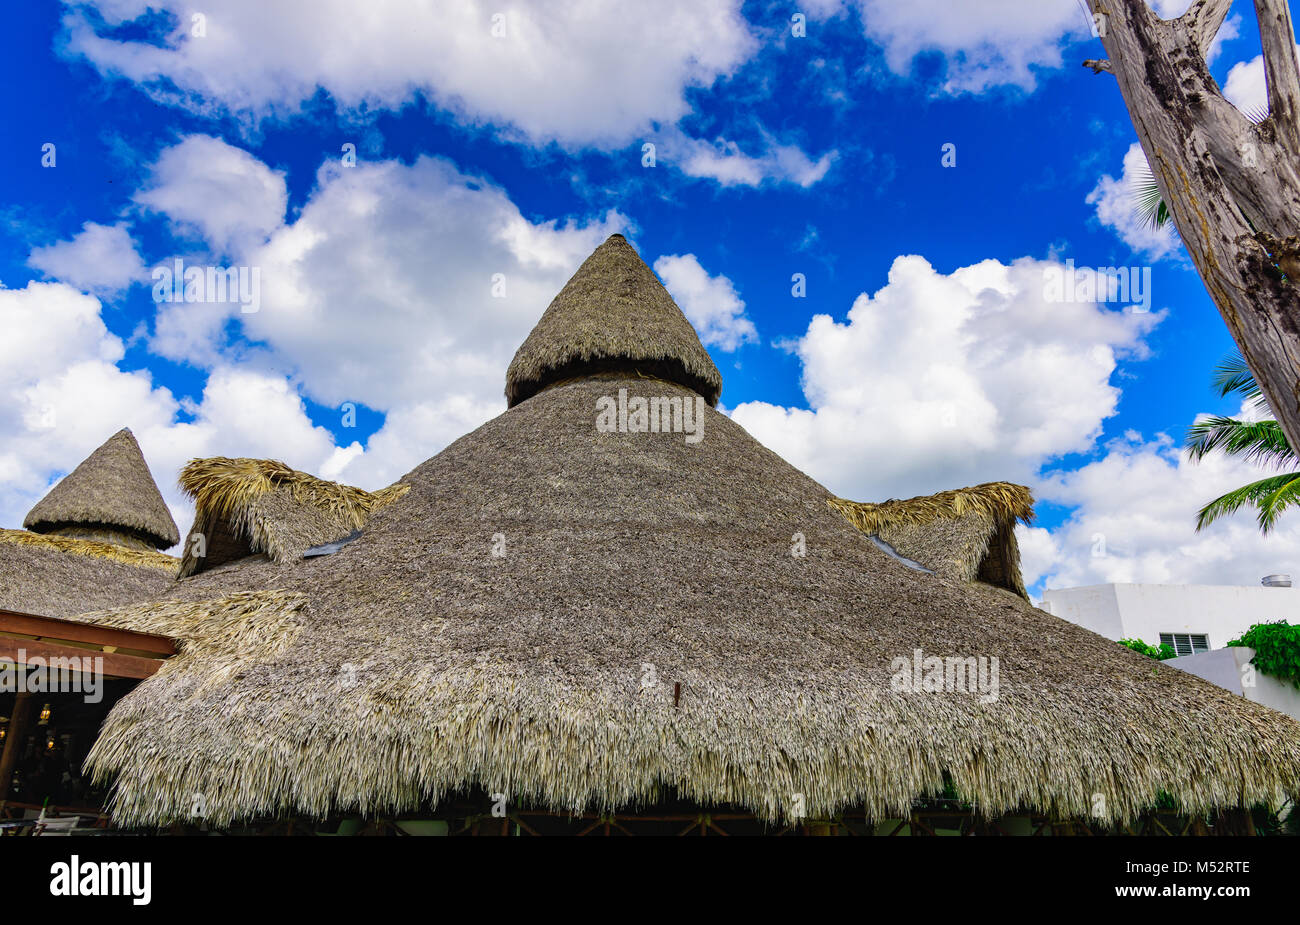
[1211,353,1262,399]
[1209,352,1266,407]
[1196,472,1300,533]
[1133,169,1171,231]
[1188,350,1298,533]
[1185,416,1295,467]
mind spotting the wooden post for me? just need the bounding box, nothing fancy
[0,693,35,803]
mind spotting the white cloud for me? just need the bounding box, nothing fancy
[237,153,627,411]
[129,137,633,411]
[730,254,1161,502]
[61,0,757,150]
[1030,427,1300,589]
[0,283,171,505]
[848,0,1088,93]
[0,279,366,548]
[828,0,1234,94]
[333,395,505,489]
[135,134,288,255]
[1087,143,1180,261]
[6,136,670,539]
[672,133,837,188]
[27,222,145,295]
[1223,45,1300,117]
[60,3,835,188]
[101,137,647,498]
[653,254,757,351]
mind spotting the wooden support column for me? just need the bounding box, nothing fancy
[0,692,35,803]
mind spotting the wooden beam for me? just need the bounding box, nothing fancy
[0,609,175,657]
[0,637,165,680]
[0,693,34,802]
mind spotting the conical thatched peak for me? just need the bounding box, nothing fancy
[505,233,723,407]
[24,428,180,550]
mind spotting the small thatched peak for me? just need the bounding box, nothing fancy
[23,428,180,550]
[505,233,723,407]
[829,482,1034,599]
[177,457,409,577]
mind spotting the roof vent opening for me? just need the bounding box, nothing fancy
[1262,574,1292,587]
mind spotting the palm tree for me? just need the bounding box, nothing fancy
[1186,353,1300,533]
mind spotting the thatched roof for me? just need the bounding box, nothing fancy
[80,237,1300,830]
[176,457,409,578]
[23,428,180,549]
[0,528,176,619]
[85,378,1300,828]
[505,234,723,408]
[828,482,1034,599]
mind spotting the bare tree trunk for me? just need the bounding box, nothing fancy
[1085,0,1300,447]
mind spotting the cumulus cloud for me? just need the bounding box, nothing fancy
[58,3,838,187]
[1086,143,1180,261]
[0,282,173,512]
[1028,426,1300,590]
[128,136,630,419]
[0,279,367,547]
[672,133,837,188]
[135,134,288,255]
[809,0,1233,93]
[1223,45,1300,117]
[653,254,757,351]
[846,0,1088,93]
[60,0,756,149]
[27,222,145,295]
[239,154,627,412]
[0,130,716,542]
[730,254,1161,502]
[47,136,649,501]
[333,395,505,489]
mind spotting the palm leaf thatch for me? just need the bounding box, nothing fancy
[79,237,1300,830]
[505,233,723,408]
[23,428,179,549]
[0,528,177,618]
[828,482,1035,599]
[82,590,310,823]
[177,457,409,577]
[83,378,1300,829]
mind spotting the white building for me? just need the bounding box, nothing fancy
[1041,580,1300,723]
[1040,579,1300,653]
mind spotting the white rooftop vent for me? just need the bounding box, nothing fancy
[1261,574,1292,587]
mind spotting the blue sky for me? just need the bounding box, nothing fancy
[3,0,1297,596]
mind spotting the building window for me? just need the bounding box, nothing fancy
[1159,633,1210,657]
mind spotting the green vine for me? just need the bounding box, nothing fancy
[1119,638,1177,661]
[1227,621,1300,688]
